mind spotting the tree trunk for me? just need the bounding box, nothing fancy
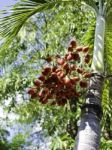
[74,5,106,150]
[74,75,104,150]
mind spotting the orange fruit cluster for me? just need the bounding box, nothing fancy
[28,38,92,106]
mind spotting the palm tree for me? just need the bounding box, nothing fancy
[0,0,112,149]
[74,0,106,149]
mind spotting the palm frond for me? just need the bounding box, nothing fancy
[0,0,71,50]
[101,79,112,143]
[105,12,112,74]
[82,0,98,14]
[105,0,112,17]
[105,12,112,124]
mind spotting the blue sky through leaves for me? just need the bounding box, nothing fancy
[0,0,18,10]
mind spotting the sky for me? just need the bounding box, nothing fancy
[0,0,18,10]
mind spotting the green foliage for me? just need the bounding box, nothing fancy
[0,0,80,50]
[0,132,28,150]
[100,138,112,150]
[50,134,74,150]
[0,128,10,150]
[101,79,112,149]
[15,100,80,149]
[0,0,50,48]
[9,133,27,150]
[104,14,112,148]
[0,1,96,149]
[105,17,112,74]
[0,73,30,101]
[82,0,98,14]
[1,0,112,149]
[102,80,112,132]
[0,141,9,150]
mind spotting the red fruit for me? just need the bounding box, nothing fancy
[63,76,72,87]
[47,83,54,89]
[57,100,66,106]
[84,58,90,64]
[28,88,37,99]
[59,72,65,78]
[63,62,69,70]
[68,46,73,52]
[77,68,84,74]
[61,93,66,99]
[38,91,44,98]
[55,83,63,90]
[56,71,61,77]
[62,98,67,103]
[31,93,37,99]
[51,72,57,77]
[41,98,48,104]
[42,67,51,76]
[82,46,89,53]
[57,58,65,65]
[66,68,70,74]
[56,92,62,99]
[70,64,76,71]
[67,53,73,61]
[63,76,69,83]
[63,63,70,74]
[34,80,40,87]
[38,75,45,81]
[44,78,51,84]
[51,73,59,82]
[70,40,77,48]
[76,46,83,52]
[64,54,69,60]
[43,88,49,95]
[55,68,62,73]
[42,71,47,76]
[46,93,52,99]
[74,91,80,97]
[38,88,49,98]
[52,66,58,72]
[72,53,80,61]
[65,92,71,99]
[28,88,36,95]
[80,80,88,88]
[84,54,91,64]
[70,77,80,84]
[83,72,93,78]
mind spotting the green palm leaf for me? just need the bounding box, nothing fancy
[106,12,112,74]
[0,0,72,50]
[82,0,98,14]
[0,0,98,50]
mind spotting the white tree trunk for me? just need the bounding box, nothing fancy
[91,15,105,73]
[74,75,104,150]
[74,10,105,150]
[74,114,100,150]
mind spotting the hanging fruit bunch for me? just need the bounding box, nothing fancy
[28,38,93,106]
